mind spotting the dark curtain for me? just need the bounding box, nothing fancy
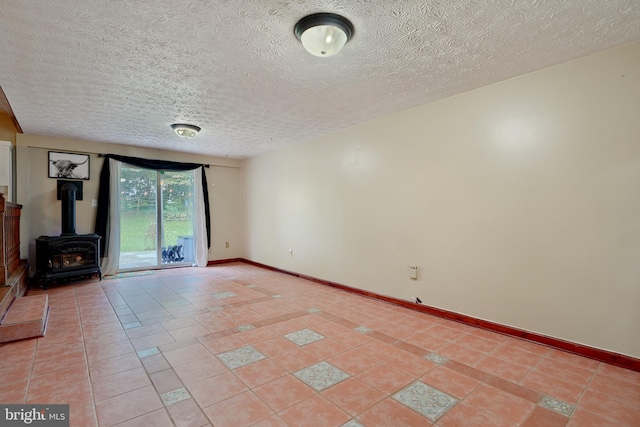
[94,154,210,256]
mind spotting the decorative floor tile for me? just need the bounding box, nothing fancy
[294,361,350,391]
[161,300,191,309]
[392,381,458,421]
[137,347,160,358]
[539,396,574,416]
[285,328,325,346]
[217,345,266,369]
[123,322,142,329]
[425,353,448,365]
[175,287,200,295]
[161,387,191,406]
[12,264,623,427]
[211,291,236,300]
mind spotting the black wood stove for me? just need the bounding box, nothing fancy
[35,182,102,288]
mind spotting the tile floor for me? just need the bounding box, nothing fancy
[1,263,639,426]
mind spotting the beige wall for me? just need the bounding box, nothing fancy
[16,134,243,270]
[243,42,640,357]
[0,112,17,145]
[0,113,17,201]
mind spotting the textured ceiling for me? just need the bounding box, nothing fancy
[1,0,639,158]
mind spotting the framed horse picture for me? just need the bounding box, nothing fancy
[48,151,90,180]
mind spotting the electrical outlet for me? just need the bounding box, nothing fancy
[92,199,98,207]
[225,242,229,248]
[409,266,418,280]
[289,249,293,257]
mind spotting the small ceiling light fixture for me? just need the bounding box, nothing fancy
[294,13,354,57]
[171,123,201,138]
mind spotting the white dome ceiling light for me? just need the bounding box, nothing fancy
[171,123,201,138]
[294,13,354,57]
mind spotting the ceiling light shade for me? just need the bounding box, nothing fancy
[171,123,201,138]
[294,13,354,57]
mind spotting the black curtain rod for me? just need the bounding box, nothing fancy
[98,153,209,168]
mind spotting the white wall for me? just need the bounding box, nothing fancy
[243,42,640,357]
[16,134,244,271]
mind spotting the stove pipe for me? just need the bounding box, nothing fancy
[61,182,77,236]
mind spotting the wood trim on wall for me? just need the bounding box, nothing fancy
[207,258,242,266]
[212,258,640,372]
[0,86,22,133]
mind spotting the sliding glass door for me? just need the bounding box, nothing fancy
[118,165,195,270]
[160,171,195,266]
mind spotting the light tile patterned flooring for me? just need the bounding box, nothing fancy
[1,263,639,426]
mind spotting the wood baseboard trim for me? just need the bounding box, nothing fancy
[236,258,639,372]
[207,258,243,266]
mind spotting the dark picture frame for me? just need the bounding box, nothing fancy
[48,151,90,180]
